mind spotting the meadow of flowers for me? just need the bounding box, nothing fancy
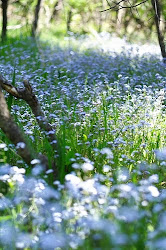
[0,34,166,249]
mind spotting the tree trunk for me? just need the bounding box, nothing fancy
[0,86,36,165]
[31,0,42,37]
[1,0,8,41]
[50,0,59,22]
[0,76,58,148]
[151,0,166,63]
[0,75,60,169]
[67,9,72,33]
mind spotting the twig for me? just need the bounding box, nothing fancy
[101,0,148,12]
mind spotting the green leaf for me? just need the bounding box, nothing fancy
[0,215,12,221]
[7,94,13,112]
[7,67,16,111]
[83,134,87,142]
[12,65,16,87]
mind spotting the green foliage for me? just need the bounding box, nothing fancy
[2,0,165,40]
[7,67,16,112]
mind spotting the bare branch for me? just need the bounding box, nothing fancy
[0,75,58,148]
[109,0,127,9]
[119,0,148,10]
[0,75,20,97]
[101,0,149,12]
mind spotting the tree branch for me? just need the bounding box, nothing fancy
[101,0,148,12]
[0,85,38,165]
[0,75,58,147]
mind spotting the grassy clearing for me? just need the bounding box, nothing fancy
[0,36,166,249]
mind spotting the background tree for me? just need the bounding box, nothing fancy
[49,0,61,23]
[1,0,8,41]
[31,0,42,37]
[151,0,166,63]
[1,0,166,51]
[103,0,166,63]
[12,0,35,27]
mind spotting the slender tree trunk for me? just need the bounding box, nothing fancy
[67,9,72,33]
[1,0,8,41]
[98,8,103,33]
[151,0,166,63]
[116,1,126,32]
[31,0,42,37]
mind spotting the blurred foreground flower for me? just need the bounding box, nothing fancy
[155,148,166,161]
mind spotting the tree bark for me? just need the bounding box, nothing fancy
[0,76,57,147]
[151,0,166,63]
[50,0,59,22]
[31,0,42,37]
[1,0,8,41]
[0,75,62,168]
[67,9,72,33]
[0,86,36,165]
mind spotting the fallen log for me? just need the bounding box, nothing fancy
[0,75,59,169]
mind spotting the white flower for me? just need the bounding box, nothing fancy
[100,148,113,159]
[81,162,94,172]
[103,165,111,173]
[148,185,160,197]
[117,168,129,182]
[16,142,26,149]
[65,174,82,185]
[31,159,41,165]
[0,143,7,149]
[79,179,97,195]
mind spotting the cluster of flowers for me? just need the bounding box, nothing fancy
[0,147,166,249]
